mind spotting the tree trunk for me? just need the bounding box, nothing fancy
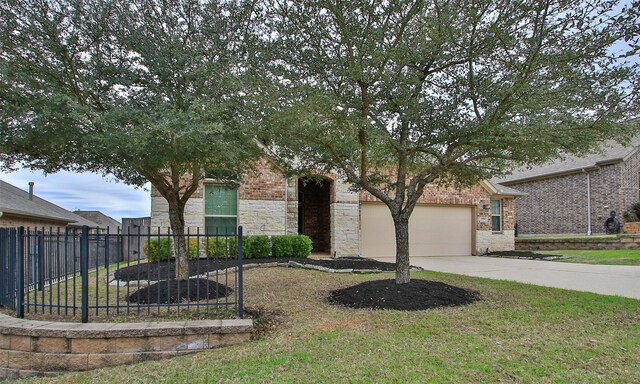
[392,215,411,284]
[167,199,190,280]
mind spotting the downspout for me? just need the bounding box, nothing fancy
[586,172,592,236]
[284,178,288,234]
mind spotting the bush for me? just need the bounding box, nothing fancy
[271,235,312,258]
[145,238,172,262]
[145,238,199,262]
[205,237,233,258]
[244,235,271,258]
[290,235,312,257]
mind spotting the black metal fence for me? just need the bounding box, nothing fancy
[0,226,243,323]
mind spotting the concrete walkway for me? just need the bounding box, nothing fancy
[381,256,640,300]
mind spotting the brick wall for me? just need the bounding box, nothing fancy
[0,215,68,230]
[505,162,632,235]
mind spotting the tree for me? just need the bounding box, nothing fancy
[262,0,639,283]
[0,0,261,278]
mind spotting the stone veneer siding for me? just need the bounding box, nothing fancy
[503,160,639,235]
[0,314,252,380]
[150,159,516,255]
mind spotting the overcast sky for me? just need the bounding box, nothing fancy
[1,169,150,222]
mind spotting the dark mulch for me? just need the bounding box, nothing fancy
[126,278,232,304]
[485,251,563,259]
[328,279,481,311]
[114,257,417,282]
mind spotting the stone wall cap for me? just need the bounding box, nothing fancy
[0,313,253,338]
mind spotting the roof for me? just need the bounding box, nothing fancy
[73,210,121,229]
[495,137,640,185]
[480,180,527,197]
[0,180,99,227]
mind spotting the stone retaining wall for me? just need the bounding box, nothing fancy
[0,314,252,380]
[515,235,640,250]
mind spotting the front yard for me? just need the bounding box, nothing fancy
[536,249,640,266]
[16,267,640,383]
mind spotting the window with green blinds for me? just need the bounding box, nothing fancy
[205,185,237,234]
[491,199,502,232]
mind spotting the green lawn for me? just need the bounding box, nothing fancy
[537,249,640,266]
[13,267,640,384]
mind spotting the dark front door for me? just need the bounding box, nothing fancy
[298,178,331,253]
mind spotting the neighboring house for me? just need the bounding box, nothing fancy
[74,210,121,232]
[151,159,522,259]
[0,180,100,230]
[495,138,640,236]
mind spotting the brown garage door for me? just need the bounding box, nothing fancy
[360,203,473,258]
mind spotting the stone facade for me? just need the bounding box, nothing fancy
[503,155,640,235]
[150,159,517,256]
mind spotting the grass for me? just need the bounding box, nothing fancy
[536,249,640,266]
[11,267,640,384]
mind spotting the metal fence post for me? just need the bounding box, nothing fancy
[37,230,44,291]
[237,226,243,319]
[80,225,89,323]
[16,227,24,319]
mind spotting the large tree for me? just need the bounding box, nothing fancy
[263,0,639,283]
[0,0,261,278]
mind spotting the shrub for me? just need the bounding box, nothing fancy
[144,238,172,262]
[271,235,293,257]
[245,235,271,258]
[271,235,312,258]
[205,237,233,258]
[144,238,198,262]
[290,235,312,258]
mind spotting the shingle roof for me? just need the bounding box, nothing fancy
[0,180,99,227]
[495,137,640,184]
[73,210,121,229]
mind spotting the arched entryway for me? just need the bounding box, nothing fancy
[298,178,332,253]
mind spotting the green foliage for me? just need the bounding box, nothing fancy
[145,238,173,262]
[243,235,272,258]
[144,238,198,262]
[624,202,640,222]
[271,235,312,258]
[271,236,293,258]
[290,235,313,258]
[205,237,234,258]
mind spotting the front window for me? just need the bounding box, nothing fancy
[491,200,502,232]
[205,185,238,235]
[491,199,502,232]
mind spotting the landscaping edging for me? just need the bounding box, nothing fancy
[515,235,640,250]
[0,313,253,380]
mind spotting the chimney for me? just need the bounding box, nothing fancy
[28,182,34,200]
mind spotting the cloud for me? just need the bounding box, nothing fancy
[1,169,150,221]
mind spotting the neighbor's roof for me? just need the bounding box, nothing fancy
[481,180,527,197]
[73,210,121,229]
[0,180,99,227]
[495,137,640,185]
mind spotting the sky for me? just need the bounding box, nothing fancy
[0,169,150,222]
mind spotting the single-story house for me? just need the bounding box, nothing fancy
[73,210,121,232]
[495,137,640,236]
[150,159,522,258]
[0,180,100,230]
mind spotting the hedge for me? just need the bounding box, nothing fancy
[145,234,312,260]
[271,235,312,258]
[144,238,199,262]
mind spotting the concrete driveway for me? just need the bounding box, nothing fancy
[380,256,640,300]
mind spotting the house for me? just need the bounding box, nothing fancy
[0,180,100,229]
[73,211,121,232]
[150,159,522,258]
[495,137,640,236]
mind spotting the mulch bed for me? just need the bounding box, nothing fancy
[114,257,418,282]
[126,278,232,304]
[329,279,481,311]
[485,251,564,260]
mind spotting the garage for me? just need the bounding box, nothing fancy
[360,203,473,259]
